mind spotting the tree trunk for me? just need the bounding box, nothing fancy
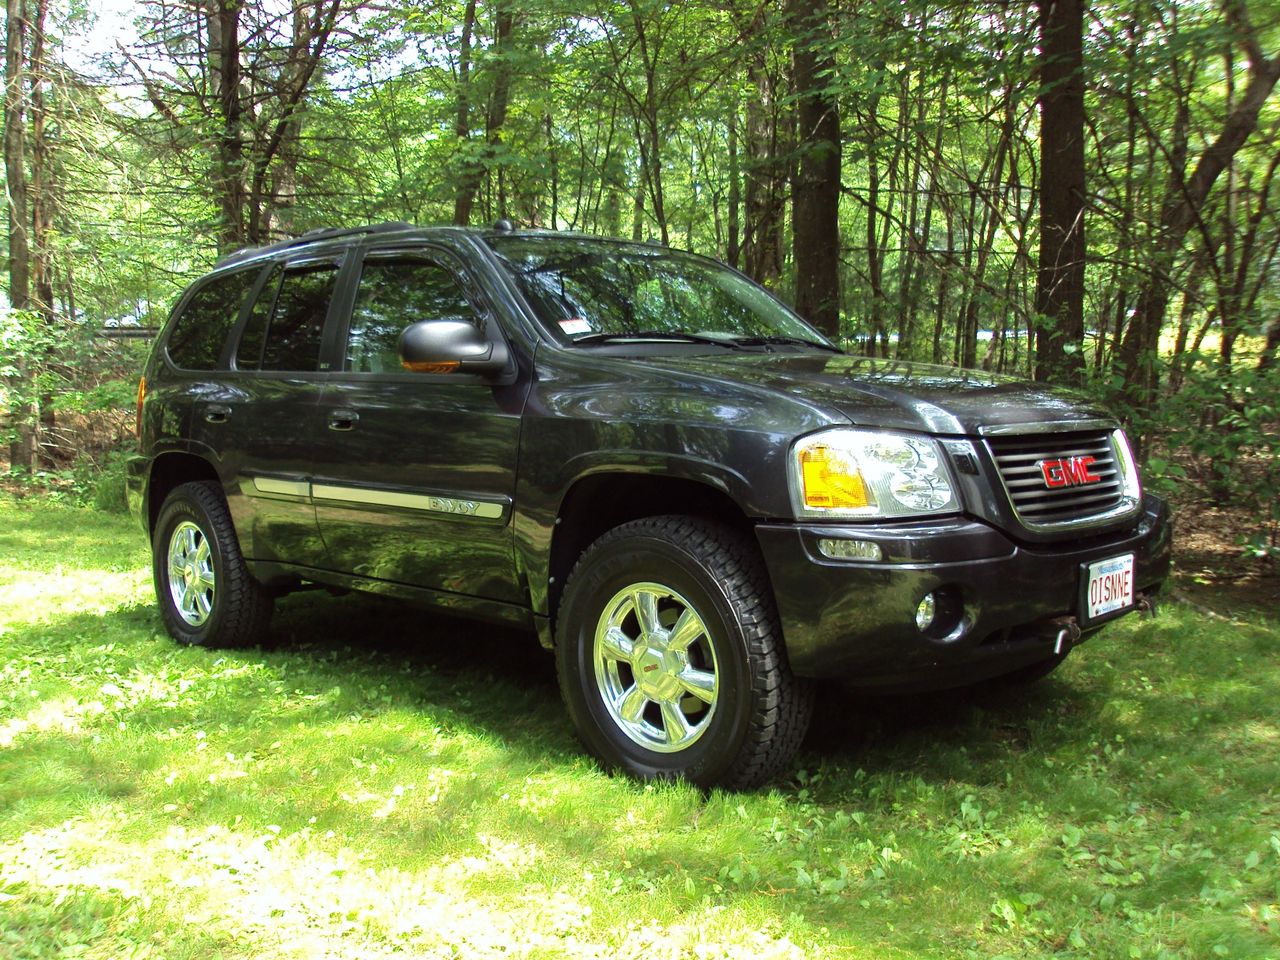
[1259,317,1280,371]
[1168,250,1210,392]
[933,207,954,364]
[249,0,340,242]
[896,66,929,358]
[1034,0,1086,386]
[5,0,28,310]
[207,0,245,254]
[29,0,53,464]
[1119,1,1280,412]
[788,0,840,338]
[28,0,48,318]
[630,7,668,245]
[546,112,558,228]
[452,0,477,225]
[727,113,740,268]
[631,170,645,241]
[743,11,785,286]
[958,91,1015,369]
[5,0,34,471]
[454,2,514,226]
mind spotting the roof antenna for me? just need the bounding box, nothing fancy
[492,219,515,233]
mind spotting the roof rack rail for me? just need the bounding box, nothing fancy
[213,221,416,269]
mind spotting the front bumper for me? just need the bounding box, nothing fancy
[756,493,1171,690]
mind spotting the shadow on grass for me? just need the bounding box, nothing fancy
[25,576,1268,813]
[270,588,1108,787]
[7,589,1279,958]
[8,584,1124,791]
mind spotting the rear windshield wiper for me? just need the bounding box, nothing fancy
[571,330,742,349]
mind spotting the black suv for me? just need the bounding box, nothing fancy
[128,222,1171,788]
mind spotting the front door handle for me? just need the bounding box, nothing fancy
[328,409,360,431]
[204,404,231,424]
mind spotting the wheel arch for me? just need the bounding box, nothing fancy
[146,451,221,535]
[544,471,757,627]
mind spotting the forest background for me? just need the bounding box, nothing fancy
[1,0,1278,565]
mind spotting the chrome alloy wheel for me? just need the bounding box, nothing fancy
[167,520,215,627]
[592,582,720,753]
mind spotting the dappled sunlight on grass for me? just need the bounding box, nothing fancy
[2,497,1279,958]
[1,812,815,959]
[0,568,151,627]
[0,695,98,748]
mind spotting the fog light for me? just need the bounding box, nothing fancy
[915,593,937,632]
[817,538,884,562]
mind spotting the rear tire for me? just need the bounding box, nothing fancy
[555,516,813,790]
[152,481,273,648]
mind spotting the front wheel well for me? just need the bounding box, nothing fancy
[547,473,757,621]
[147,453,221,534]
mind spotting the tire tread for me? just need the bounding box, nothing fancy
[155,481,272,648]
[557,515,813,789]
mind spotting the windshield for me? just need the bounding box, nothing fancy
[485,236,833,348]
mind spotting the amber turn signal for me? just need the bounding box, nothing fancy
[402,360,461,373]
[135,376,146,437]
[799,444,871,510]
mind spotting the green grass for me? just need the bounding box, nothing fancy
[1,497,1277,959]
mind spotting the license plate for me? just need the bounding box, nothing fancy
[1084,553,1135,622]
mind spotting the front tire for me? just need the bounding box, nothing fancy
[555,516,813,789]
[152,481,273,648]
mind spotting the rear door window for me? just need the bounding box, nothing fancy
[234,265,281,370]
[165,268,259,370]
[239,263,339,372]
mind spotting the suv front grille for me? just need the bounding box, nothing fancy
[987,431,1126,530]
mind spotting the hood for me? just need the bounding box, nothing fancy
[635,352,1114,436]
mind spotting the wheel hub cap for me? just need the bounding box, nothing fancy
[632,641,684,700]
[593,582,719,754]
[167,521,215,627]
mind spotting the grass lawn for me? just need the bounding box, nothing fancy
[0,497,1277,959]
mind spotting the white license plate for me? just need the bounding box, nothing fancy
[1085,553,1135,621]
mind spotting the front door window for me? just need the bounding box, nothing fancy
[346,259,481,373]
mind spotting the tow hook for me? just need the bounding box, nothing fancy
[1136,591,1158,618]
[1050,616,1083,656]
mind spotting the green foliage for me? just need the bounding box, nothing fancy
[85,449,131,513]
[2,498,1279,958]
[1143,358,1280,560]
[5,0,1278,539]
[0,309,60,455]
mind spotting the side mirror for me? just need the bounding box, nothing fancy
[398,319,510,376]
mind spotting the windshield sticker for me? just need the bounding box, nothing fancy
[559,317,593,336]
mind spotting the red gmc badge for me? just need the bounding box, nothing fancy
[1039,455,1102,489]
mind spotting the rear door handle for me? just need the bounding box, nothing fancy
[328,409,359,431]
[204,404,231,424]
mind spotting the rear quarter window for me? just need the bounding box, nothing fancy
[165,268,259,370]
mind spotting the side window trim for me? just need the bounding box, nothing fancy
[317,246,363,374]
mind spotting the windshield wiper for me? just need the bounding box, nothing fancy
[725,334,841,352]
[572,330,742,349]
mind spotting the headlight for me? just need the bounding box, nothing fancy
[1110,428,1142,501]
[788,429,960,519]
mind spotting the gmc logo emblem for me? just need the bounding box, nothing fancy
[1040,455,1102,488]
